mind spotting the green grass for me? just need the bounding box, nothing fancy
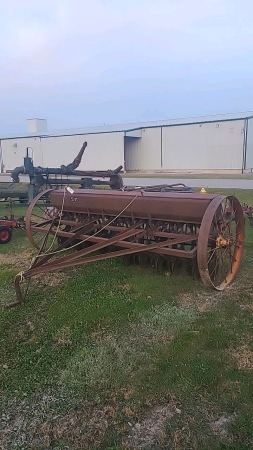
[1,189,253,449]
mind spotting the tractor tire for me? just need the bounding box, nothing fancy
[0,226,12,244]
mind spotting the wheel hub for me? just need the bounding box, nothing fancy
[216,235,231,248]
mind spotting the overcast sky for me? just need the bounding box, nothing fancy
[1,0,253,134]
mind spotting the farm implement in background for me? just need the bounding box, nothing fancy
[241,203,253,228]
[0,142,194,251]
[0,142,124,204]
[0,217,25,244]
[0,218,16,244]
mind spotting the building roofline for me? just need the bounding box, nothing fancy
[1,111,253,140]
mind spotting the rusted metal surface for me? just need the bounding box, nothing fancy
[50,189,218,223]
[197,195,245,289]
[13,187,245,305]
[0,218,18,228]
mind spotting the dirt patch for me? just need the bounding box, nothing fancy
[210,414,236,437]
[1,395,122,450]
[231,344,253,370]
[33,270,69,288]
[0,249,68,294]
[54,405,119,448]
[178,261,253,313]
[0,250,34,270]
[225,284,253,301]
[123,405,174,449]
[222,267,253,301]
[178,291,220,312]
[238,304,253,313]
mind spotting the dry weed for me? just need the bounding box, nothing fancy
[0,250,33,270]
[178,291,221,312]
[230,344,253,370]
[33,271,69,288]
[1,397,122,450]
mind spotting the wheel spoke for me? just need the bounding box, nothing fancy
[197,195,245,290]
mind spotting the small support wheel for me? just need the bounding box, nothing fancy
[0,226,12,244]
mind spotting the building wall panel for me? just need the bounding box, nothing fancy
[125,128,162,171]
[0,140,3,172]
[162,121,244,170]
[245,118,253,170]
[140,127,162,170]
[41,132,124,171]
[1,137,43,172]
[124,137,142,170]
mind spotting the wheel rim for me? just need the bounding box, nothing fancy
[26,189,56,249]
[197,195,245,290]
[0,229,10,241]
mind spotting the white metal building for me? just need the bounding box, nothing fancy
[1,112,253,173]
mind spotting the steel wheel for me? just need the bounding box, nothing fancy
[26,189,56,249]
[197,195,245,290]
